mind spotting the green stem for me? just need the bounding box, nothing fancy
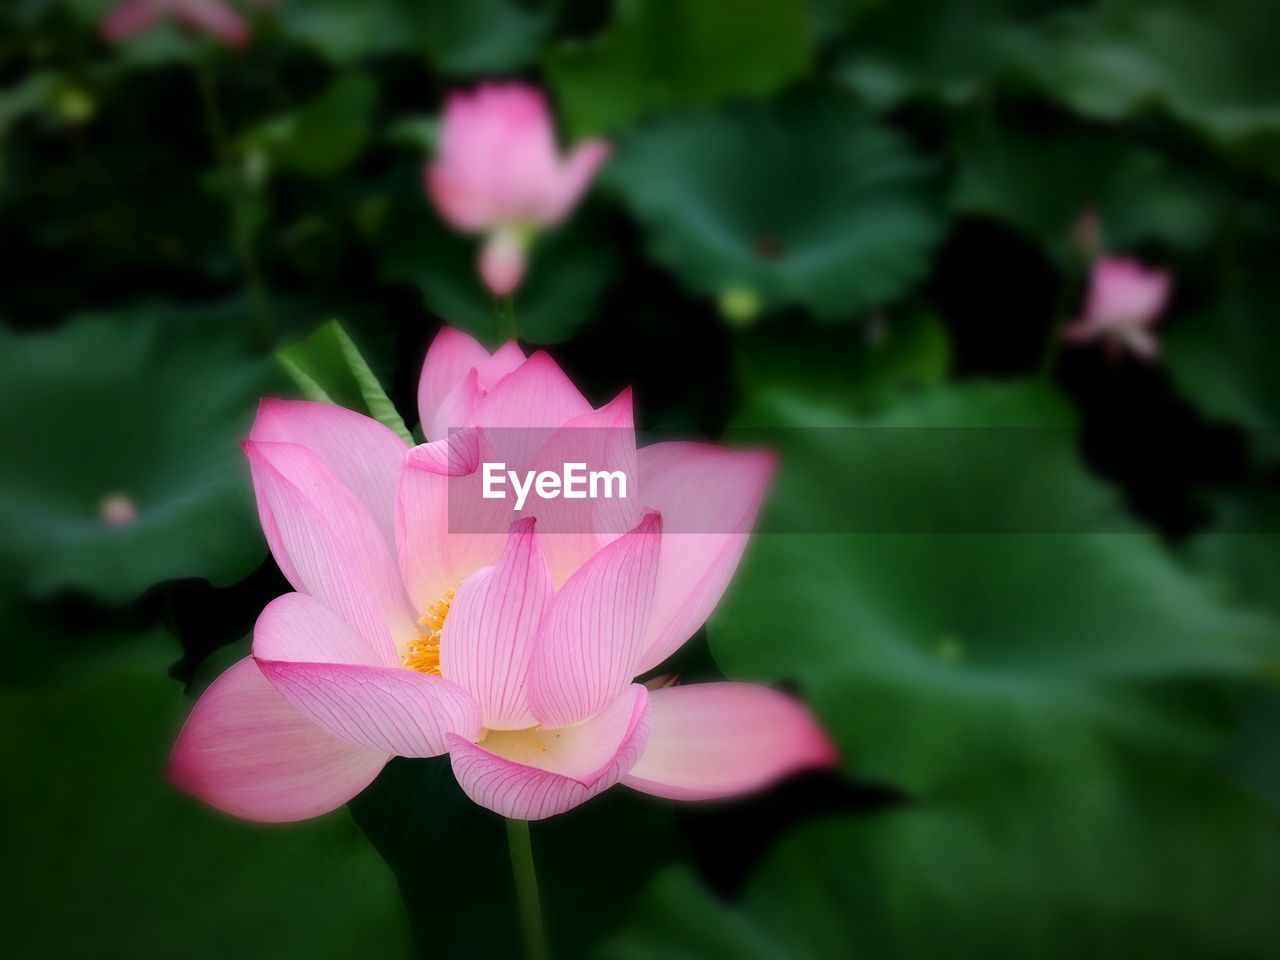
[193,49,274,347]
[505,818,549,960]
[495,293,518,344]
[1040,250,1079,380]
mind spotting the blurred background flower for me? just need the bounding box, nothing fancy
[427,83,610,296]
[2,0,1280,958]
[1063,255,1172,360]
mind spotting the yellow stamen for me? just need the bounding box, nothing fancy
[402,587,455,675]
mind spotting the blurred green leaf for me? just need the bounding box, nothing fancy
[597,866,783,960]
[1034,0,1280,178]
[350,756,679,959]
[711,380,1280,799]
[0,670,410,959]
[610,94,943,323]
[735,310,950,415]
[246,72,377,180]
[379,202,618,346]
[276,319,412,443]
[283,0,549,73]
[0,70,56,137]
[951,114,1226,262]
[0,593,177,687]
[545,0,812,135]
[835,0,1058,110]
[1165,279,1280,465]
[604,764,1280,957]
[1185,487,1280,618]
[0,304,280,604]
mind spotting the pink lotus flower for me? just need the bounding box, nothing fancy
[426,84,611,296]
[1063,256,1172,361]
[170,328,833,822]
[101,0,265,47]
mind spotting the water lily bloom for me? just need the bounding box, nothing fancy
[101,0,263,47]
[426,83,611,296]
[170,328,834,821]
[1062,256,1172,360]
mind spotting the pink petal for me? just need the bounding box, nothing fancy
[1085,256,1172,329]
[417,328,525,441]
[479,229,528,296]
[245,440,416,662]
[426,164,493,233]
[427,84,561,230]
[462,350,592,434]
[250,399,408,548]
[459,352,594,479]
[419,328,486,439]
[249,583,487,764]
[101,0,162,41]
[523,388,639,585]
[423,344,526,443]
[540,139,611,225]
[447,683,650,820]
[440,518,552,730]
[253,645,483,759]
[395,434,507,611]
[529,514,661,729]
[632,443,775,673]
[169,658,388,823]
[173,0,250,47]
[623,682,836,801]
[253,591,388,667]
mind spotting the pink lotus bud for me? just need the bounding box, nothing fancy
[99,493,138,527]
[1062,256,1171,361]
[425,83,610,294]
[102,0,251,49]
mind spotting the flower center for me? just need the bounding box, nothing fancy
[402,588,455,675]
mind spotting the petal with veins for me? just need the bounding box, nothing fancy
[448,684,649,820]
[169,658,388,822]
[623,683,836,801]
[441,519,552,730]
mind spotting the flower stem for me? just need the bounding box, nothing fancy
[192,48,274,348]
[505,818,549,960]
[495,293,518,344]
[1040,251,1080,380]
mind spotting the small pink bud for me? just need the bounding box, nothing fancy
[426,83,610,294]
[1062,256,1171,362]
[99,493,138,527]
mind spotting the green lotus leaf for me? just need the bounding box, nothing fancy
[245,73,378,181]
[1034,0,1280,178]
[734,310,950,415]
[711,379,1280,799]
[0,671,409,959]
[545,0,811,136]
[282,0,550,73]
[836,0,1059,109]
[0,303,282,603]
[276,319,412,443]
[1165,279,1280,466]
[1185,488,1280,619]
[951,114,1227,262]
[603,764,1280,957]
[610,95,944,323]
